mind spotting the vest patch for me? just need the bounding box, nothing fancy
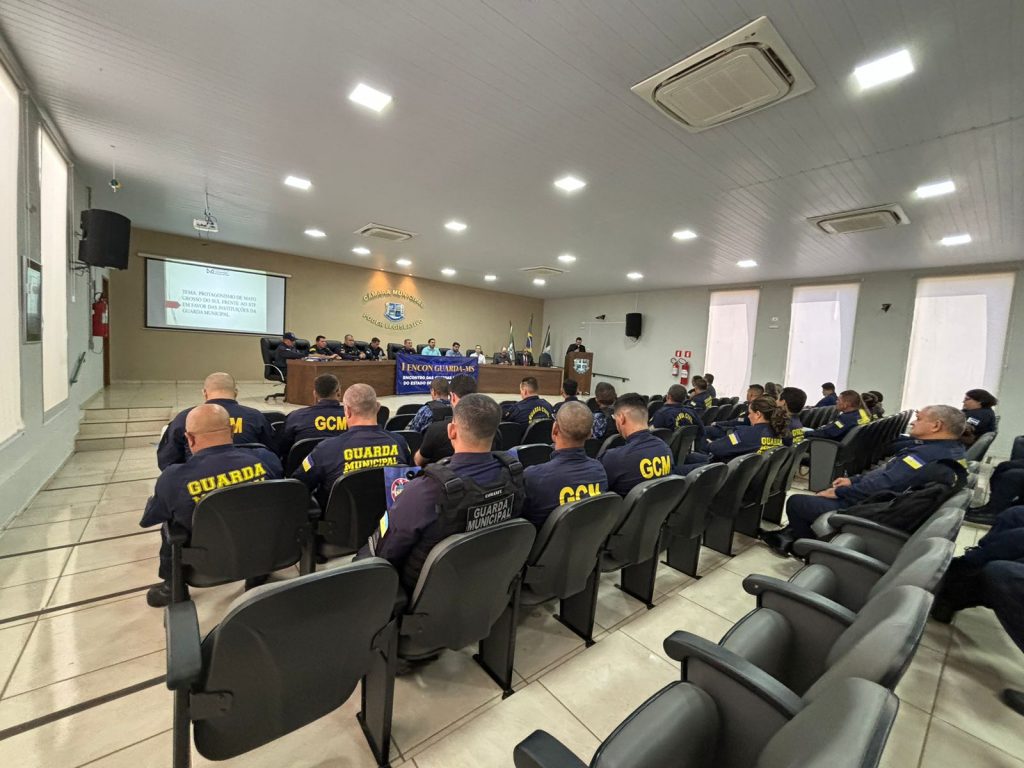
[466,493,515,530]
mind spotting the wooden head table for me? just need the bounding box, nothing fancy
[285,360,564,405]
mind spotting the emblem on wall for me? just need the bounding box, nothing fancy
[361,288,424,331]
[384,302,405,322]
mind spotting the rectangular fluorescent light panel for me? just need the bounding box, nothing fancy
[915,180,956,199]
[305,228,326,238]
[854,49,914,90]
[554,175,586,193]
[940,234,971,246]
[349,83,393,112]
[737,259,758,268]
[445,220,468,232]
[284,175,311,190]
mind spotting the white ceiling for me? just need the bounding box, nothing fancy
[2,0,1022,298]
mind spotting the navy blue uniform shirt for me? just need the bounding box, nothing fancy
[814,393,838,407]
[504,395,555,426]
[601,430,674,496]
[157,399,275,470]
[687,391,714,411]
[651,403,706,442]
[522,447,608,527]
[140,443,283,530]
[707,423,786,461]
[553,396,580,414]
[807,408,871,441]
[835,439,966,506]
[366,345,387,361]
[292,425,411,506]
[788,415,806,445]
[274,343,305,371]
[277,399,347,459]
[964,407,997,437]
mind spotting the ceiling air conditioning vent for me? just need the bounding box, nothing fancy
[519,266,565,278]
[631,16,814,132]
[354,223,417,242]
[809,204,909,235]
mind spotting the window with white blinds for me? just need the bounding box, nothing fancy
[902,273,1015,409]
[704,289,759,400]
[39,128,69,412]
[0,65,20,442]
[784,283,860,395]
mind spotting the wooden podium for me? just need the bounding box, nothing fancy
[564,351,594,396]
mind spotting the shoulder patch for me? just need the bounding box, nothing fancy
[833,419,844,428]
[902,454,924,470]
[378,511,389,537]
[301,454,314,472]
[728,432,740,445]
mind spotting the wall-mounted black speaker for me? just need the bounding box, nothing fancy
[625,312,642,339]
[78,209,131,269]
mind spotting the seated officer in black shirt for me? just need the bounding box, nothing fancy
[805,390,871,441]
[601,393,675,496]
[292,383,411,508]
[157,372,275,469]
[338,334,366,360]
[652,384,706,442]
[553,379,580,415]
[415,374,478,466]
[503,376,555,425]
[702,373,717,400]
[140,403,283,607]
[522,401,608,527]
[369,394,526,597]
[309,335,341,359]
[366,337,387,361]
[277,373,347,459]
[273,331,306,373]
[814,382,838,407]
[963,388,998,437]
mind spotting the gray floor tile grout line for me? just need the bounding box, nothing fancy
[537,675,606,747]
[75,727,172,768]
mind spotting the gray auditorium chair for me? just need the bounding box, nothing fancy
[762,442,810,524]
[284,437,324,476]
[788,536,954,612]
[966,431,996,464]
[398,518,536,696]
[661,462,729,577]
[668,424,701,465]
[595,433,625,458]
[498,421,526,450]
[376,405,390,427]
[522,419,554,445]
[521,494,624,644]
[701,405,725,425]
[515,443,553,467]
[646,400,663,421]
[734,446,791,538]
[583,438,601,458]
[165,561,398,768]
[513,669,897,768]
[702,453,764,556]
[316,466,389,555]
[649,427,673,444]
[819,506,965,566]
[395,429,423,456]
[722,580,931,697]
[806,425,865,492]
[385,413,415,431]
[397,403,422,416]
[167,480,316,602]
[600,476,688,608]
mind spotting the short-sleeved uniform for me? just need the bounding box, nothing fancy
[601,430,675,497]
[707,423,786,461]
[814,393,838,407]
[553,396,580,415]
[785,439,967,538]
[140,443,283,578]
[687,391,714,412]
[651,403,706,442]
[292,425,411,507]
[277,399,347,459]
[157,398,275,470]
[522,447,609,527]
[964,407,997,437]
[408,399,453,433]
[806,408,871,441]
[504,395,555,426]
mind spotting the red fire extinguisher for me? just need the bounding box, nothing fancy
[679,359,690,386]
[671,357,680,377]
[92,295,109,338]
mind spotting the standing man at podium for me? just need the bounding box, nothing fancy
[566,337,586,355]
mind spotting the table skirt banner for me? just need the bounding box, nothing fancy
[395,354,479,395]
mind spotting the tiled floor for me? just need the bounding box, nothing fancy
[0,382,1021,767]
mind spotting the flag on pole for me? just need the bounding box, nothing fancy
[507,321,516,359]
[525,314,534,352]
[542,325,551,354]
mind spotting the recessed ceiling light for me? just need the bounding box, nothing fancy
[940,234,972,246]
[557,253,577,263]
[395,258,412,267]
[444,220,468,232]
[352,246,371,255]
[853,49,914,90]
[737,259,758,268]
[554,175,586,193]
[914,180,956,199]
[627,272,643,280]
[533,278,546,286]
[484,274,497,282]
[305,228,326,238]
[672,229,698,241]
[348,82,392,112]
[284,175,311,190]
[441,267,456,276]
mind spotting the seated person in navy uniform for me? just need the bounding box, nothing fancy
[503,376,555,426]
[963,388,998,438]
[415,374,479,466]
[702,373,717,400]
[553,378,580,414]
[814,382,838,407]
[777,386,808,446]
[366,394,526,597]
[965,455,1024,526]
[140,403,283,607]
[522,402,608,527]
[365,337,388,361]
[277,373,347,459]
[703,396,789,461]
[651,384,706,442]
[804,390,871,441]
[705,384,764,438]
[273,331,306,375]
[401,338,416,355]
[338,334,366,360]
[600,393,675,496]
[591,382,618,440]
[157,372,275,469]
[686,377,714,412]
[761,404,967,556]
[309,335,341,359]
[292,383,411,508]
[408,377,453,433]
[444,341,463,357]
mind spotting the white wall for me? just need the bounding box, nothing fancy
[545,263,1024,457]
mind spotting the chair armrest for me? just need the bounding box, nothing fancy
[513,731,589,768]
[662,631,803,719]
[742,574,857,626]
[264,363,286,379]
[164,601,202,691]
[792,539,889,576]
[828,514,909,541]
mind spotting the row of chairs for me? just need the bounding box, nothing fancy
[805,410,912,492]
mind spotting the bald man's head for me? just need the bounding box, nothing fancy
[184,403,233,453]
[343,383,379,424]
[553,401,593,448]
[203,372,237,400]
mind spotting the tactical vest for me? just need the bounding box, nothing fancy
[427,401,453,423]
[400,452,525,592]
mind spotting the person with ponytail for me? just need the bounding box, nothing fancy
[706,396,789,461]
